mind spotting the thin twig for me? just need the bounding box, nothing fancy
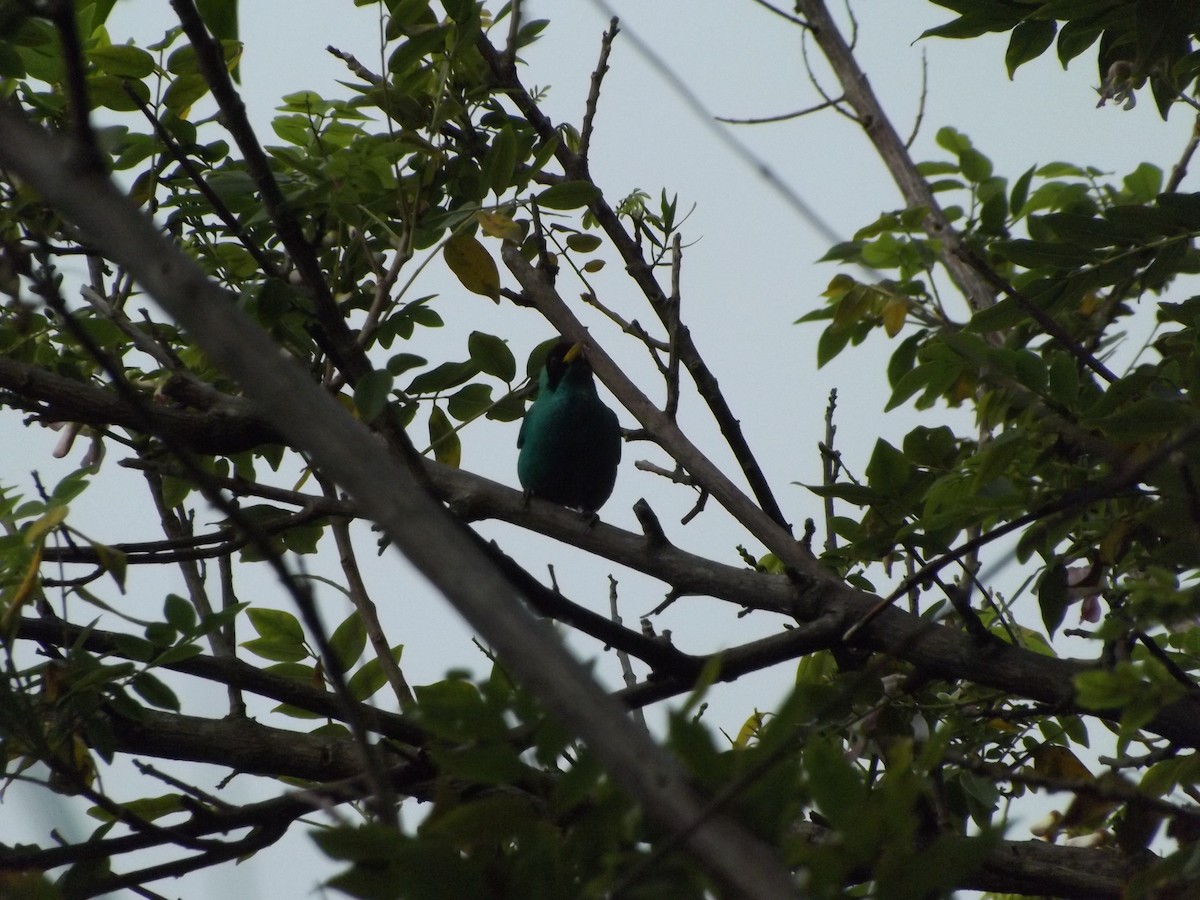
[320,475,416,711]
[1166,114,1200,192]
[579,18,619,164]
[716,97,844,124]
[748,0,810,28]
[608,578,648,729]
[904,50,929,150]
[821,389,838,554]
[665,234,682,420]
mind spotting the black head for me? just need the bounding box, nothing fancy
[543,340,587,391]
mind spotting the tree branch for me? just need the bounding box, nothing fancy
[793,0,995,313]
[0,100,800,900]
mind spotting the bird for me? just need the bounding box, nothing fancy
[518,340,621,516]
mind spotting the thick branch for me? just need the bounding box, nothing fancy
[0,355,282,454]
[110,706,386,781]
[0,101,799,900]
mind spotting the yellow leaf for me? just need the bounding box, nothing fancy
[951,372,976,404]
[582,258,606,273]
[1099,521,1132,564]
[476,211,524,242]
[428,405,461,468]
[882,297,909,337]
[3,543,43,630]
[823,273,855,298]
[1032,744,1093,782]
[25,505,69,545]
[72,733,97,787]
[444,233,501,301]
[733,710,765,747]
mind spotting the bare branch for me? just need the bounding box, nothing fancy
[794,0,995,312]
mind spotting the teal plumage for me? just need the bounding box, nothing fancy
[518,341,621,514]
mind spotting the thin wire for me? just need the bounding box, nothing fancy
[587,0,845,248]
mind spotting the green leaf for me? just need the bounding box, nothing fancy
[921,6,1024,41]
[1040,212,1124,248]
[246,607,304,643]
[89,44,156,78]
[197,0,239,43]
[467,331,516,382]
[1057,17,1103,66]
[1038,561,1069,637]
[934,126,971,154]
[132,671,180,711]
[87,73,150,111]
[534,180,600,210]
[1010,164,1035,217]
[312,821,405,863]
[89,793,184,823]
[446,383,493,421]
[993,238,1097,268]
[565,233,603,252]
[163,594,197,634]
[816,325,852,368]
[1006,19,1056,78]
[886,362,936,411]
[803,483,879,505]
[329,612,367,676]
[959,147,993,183]
[485,124,518,195]
[162,72,209,112]
[406,359,480,395]
[1124,163,1163,203]
[428,404,461,467]
[347,645,403,701]
[903,425,957,468]
[1093,397,1197,441]
[353,369,393,422]
[805,735,867,830]
[241,636,309,663]
[966,295,1029,331]
[1047,353,1080,404]
[386,353,426,375]
[866,439,912,498]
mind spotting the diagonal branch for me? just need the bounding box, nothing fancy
[793,0,995,313]
[169,0,369,383]
[502,242,824,584]
[477,34,793,535]
[0,100,800,900]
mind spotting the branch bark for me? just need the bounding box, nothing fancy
[793,0,995,313]
[0,101,800,900]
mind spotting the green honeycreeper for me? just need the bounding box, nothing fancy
[518,341,621,514]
